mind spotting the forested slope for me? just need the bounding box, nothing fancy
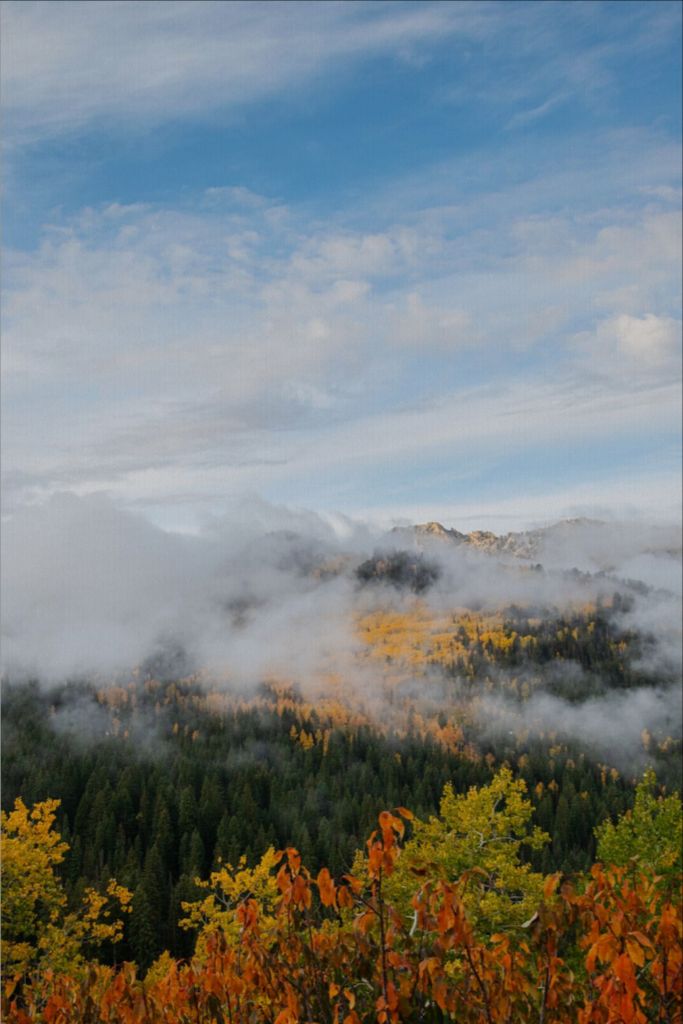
[2,552,681,1022]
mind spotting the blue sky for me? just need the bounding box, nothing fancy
[2,0,681,533]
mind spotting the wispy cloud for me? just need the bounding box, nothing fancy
[2,156,680,525]
[1,1,481,145]
[506,92,569,131]
[4,1,679,151]
[1,1,680,531]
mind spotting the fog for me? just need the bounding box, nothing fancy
[0,493,371,684]
[1,493,681,765]
[468,684,682,774]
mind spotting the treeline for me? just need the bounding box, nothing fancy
[356,551,441,592]
[1,677,642,967]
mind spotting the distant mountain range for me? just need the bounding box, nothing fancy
[272,516,681,594]
[388,518,682,568]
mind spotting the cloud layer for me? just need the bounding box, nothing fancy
[2,3,681,528]
[3,165,680,528]
[1,1,480,144]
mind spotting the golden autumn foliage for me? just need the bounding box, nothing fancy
[1,798,69,976]
[1,798,132,981]
[2,782,681,1024]
[71,597,664,773]
[179,847,282,954]
[378,766,550,936]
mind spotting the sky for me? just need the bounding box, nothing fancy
[2,0,682,535]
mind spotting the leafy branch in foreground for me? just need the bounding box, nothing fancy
[1,798,132,979]
[2,772,681,1023]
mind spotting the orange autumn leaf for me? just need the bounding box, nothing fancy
[386,981,399,1011]
[317,867,337,908]
[378,811,394,830]
[273,1011,297,1024]
[337,885,355,909]
[285,848,302,875]
[291,873,311,909]
[343,988,356,1009]
[543,873,560,900]
[628,930,655,950]
[625,938,646,968]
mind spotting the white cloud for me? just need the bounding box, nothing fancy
[3,0,678,170]
[2,140,681,524]
[392,292,475,350]
[0,491,374,682]
[0,1,480,145]
[574,313,682,379]
[2,490,680,692]
[611,314,680,365]
[281,226,427,290]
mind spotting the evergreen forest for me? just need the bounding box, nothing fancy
[2,593,681,1021]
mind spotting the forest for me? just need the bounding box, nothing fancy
[2,587,682,1021]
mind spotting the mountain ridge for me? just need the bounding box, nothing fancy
[388,517,682,564]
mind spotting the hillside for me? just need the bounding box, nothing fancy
[2,514,681,1020]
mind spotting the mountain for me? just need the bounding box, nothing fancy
[388,517,682,571]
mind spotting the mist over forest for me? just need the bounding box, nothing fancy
[3,490,681,982]
[2,492,681,773]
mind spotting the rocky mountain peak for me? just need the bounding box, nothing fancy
[415,521,461,538]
